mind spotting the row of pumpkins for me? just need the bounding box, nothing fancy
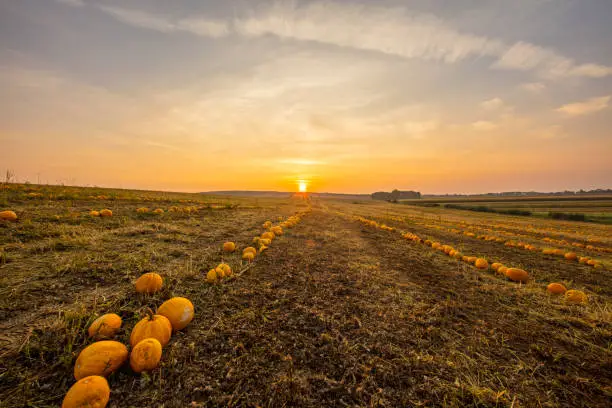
[435,220,605,269]
[62,272,194,407]
[419,217,611,259]
[352,215,589,304]
[206,214,305,283]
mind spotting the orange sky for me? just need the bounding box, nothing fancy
[1,0,612,194]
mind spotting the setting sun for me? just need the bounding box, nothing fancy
[298,181,308,193]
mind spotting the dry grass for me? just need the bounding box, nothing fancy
[1,185,611,407]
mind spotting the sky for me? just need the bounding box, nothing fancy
[1,0,611,194]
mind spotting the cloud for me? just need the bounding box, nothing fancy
[472,121,498,131]
[70,1,612,79]
[521,82,546,93]
[556,96,610,116]
[97,5,175,32]
[480,97,505,111]
[55,0,84,6]
[492,41,612,79]
[96,5,228,37]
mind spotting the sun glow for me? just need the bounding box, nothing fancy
[298,181,308,192]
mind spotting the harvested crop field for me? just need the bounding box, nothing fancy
[1,185,611,407]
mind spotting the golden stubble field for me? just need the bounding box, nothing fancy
[1,184,611,407]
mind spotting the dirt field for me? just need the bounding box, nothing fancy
[1,185,611,407]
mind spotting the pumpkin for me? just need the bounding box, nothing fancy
[261,231,275,240]
[216,263,231,277]
[474,258,489,270]
[497,266,508,275]
[263,221,272,229]
[99,209,112,217]
[564,252,577,261]
[153,208,164,214]
[564,289,588,304]
[62,375,110,408]
[461,256,469,262]
[271,226,283,236]
[130,314,172,348]
[578,257,589,264]
[243,252,254,262]
[243,247,257,256]
[491,263,502,272]
[453,252,463,260]
[89,210,100,217]
[88,313,122,339]
[74,341,128,380]
[136,207,149,214]
[135,272,163,294]
[206,269,218,283]
[130,338,162,373]
[252,237,261,245]
[223,242,236,252]
[467,256,477,264]
[505,268,529,283]
[546,283,567,295]
[157,297,194,331]
[0,210,18,221]
[259,238,271,246]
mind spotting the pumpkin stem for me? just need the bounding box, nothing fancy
[140,307,155,321]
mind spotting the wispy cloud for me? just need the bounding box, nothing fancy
[472,121,498,131]
[96,5,228,37]
[55,0,84,7]
[492,41,612,79]
[521,82,546,93]
[78,1,611,80]
[480,98,505,111]
[556,96,610,116]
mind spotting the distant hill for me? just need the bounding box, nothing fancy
[203,191,292,198]
[203,191,371,200]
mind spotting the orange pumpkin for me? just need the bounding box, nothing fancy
[62,375,110,408]
[99,209,112,217]
[497,266,508,275]
[565,290,588,304]
[505,268,529,283]
[223,242,236,252]
[263,221,272,229]
[0,210,18,221]
[153,208,164,214]
[243,247,257,256]
[271,226,283,236]
[546,283,567,295]
[242,252,255,262]
[88,313,122,339]
[261,231,275,240]
[157,297,194,331]
[474,258,489,270]
[564,252,577,261]
[216,263,232,277]
[467,257,477,264]
[490,263,502,272]
[130,338,162,373]
[206,269,218,283]
[135,272,163,294]
[130,314,172,348]
[74,341,128,380]
[89,210,100,217]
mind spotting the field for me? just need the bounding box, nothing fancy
[1,184,611,407]
[401,196,612,224]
